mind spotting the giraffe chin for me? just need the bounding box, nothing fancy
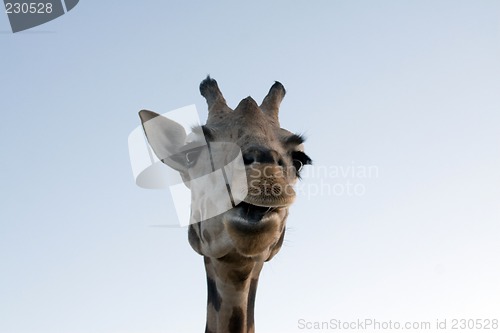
[224,202,286,256]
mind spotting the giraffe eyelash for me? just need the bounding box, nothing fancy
[291,151,312,176]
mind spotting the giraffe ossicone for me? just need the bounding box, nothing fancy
[139,77,312,333]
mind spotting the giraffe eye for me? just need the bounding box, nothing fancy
[291,151,312,175]
[185,151,196,163]
[292,159,304,172]
[185,148,203,167]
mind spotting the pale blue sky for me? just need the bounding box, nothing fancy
[1,1,499,332]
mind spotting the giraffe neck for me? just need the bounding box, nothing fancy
[204,255,264,333]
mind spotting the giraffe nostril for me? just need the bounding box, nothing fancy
[243,147,279,165]
[243,153,255,165]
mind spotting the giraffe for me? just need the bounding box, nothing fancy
[139,77,311,333]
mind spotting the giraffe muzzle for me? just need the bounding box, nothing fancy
[243,164,296,208]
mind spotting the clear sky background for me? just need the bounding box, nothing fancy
[1,1,499,332]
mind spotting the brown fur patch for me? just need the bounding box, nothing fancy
[202,229,212,243]
[206,276,222,312]
[247,278,258,330]
[228,306,244,332]
[188,224,202,254]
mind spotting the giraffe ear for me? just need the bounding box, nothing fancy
[139,110,188,172]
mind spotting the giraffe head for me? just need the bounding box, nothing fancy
[139,77,311,261]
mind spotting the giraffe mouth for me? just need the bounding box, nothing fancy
[233,192,294,223]
[231,201,283,224]
[229,201,288,225]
